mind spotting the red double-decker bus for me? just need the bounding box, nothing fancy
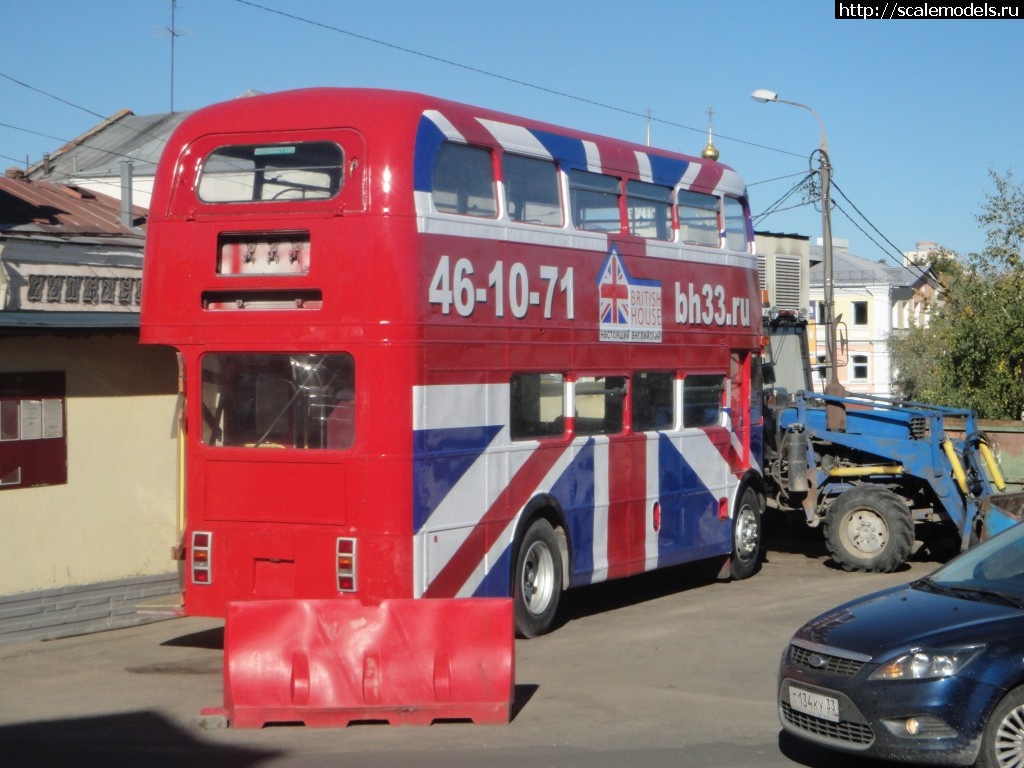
[141,88,765,637]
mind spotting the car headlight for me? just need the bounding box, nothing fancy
[869,645,985,680]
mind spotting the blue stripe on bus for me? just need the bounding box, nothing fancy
[656,433,730,565]
[413,115,448,193]
[550,439,596,585]
[473,543,513,598]
[412,424,504,531]
[529,129,589,171]
[646,154,690,189]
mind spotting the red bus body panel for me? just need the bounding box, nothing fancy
[141,88,762,619]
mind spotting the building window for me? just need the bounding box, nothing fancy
[0,372,67,490]
[852,354,869,380]
[853,301,868,325]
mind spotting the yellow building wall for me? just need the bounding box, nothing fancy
[0,332,178,594]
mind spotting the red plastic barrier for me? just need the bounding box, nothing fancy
[204,598,514,727]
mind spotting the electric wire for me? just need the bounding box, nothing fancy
[229,0,804,160]
[0,2,916,263]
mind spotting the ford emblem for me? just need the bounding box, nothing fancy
[808,653,829,669]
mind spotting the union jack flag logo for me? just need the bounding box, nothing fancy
[598,247,630,325]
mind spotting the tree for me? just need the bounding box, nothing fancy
[889,170,1024,420]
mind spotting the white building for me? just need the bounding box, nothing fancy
[809,239,937,396]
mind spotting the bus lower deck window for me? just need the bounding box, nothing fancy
[682,375,724,428]
[574,376,627,435]
[632,372,675,431]
[510,373,564,440]
[200,353,355,449]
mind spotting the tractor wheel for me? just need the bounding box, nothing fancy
[823,486,914,573]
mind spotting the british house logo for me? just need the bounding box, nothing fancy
[596,247,662,343]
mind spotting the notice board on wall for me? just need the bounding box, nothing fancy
[0,371,67,490]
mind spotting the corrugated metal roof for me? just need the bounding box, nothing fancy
[25,110,190,181]
[809,244,932,288]
[0,174,146,237]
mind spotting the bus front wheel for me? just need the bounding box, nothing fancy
[513,518,563,638]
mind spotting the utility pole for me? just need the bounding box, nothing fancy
[752,89,846,430]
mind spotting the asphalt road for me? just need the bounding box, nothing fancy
[0,523,940,768]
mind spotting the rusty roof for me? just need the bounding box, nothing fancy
[0,173,146,239]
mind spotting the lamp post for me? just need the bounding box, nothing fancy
[752,89,846,430]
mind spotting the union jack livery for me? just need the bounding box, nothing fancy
[141,88,765,637]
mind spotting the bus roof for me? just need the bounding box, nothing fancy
[156,87,747,203]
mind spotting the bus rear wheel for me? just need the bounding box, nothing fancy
[513,518,563,638]
[730,487,763,580]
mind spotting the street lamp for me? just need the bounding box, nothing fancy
[752,89,846,429]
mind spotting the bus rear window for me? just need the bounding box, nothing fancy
[201,353,354,449]
[197,142,344,203]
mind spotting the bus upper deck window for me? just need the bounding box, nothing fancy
[627,180,672,240]
[569,170,621,233]
[676,190,720,246]
[197,142,344,203]
[431,143,497,218]
[503,154,561,226]
[723,196,750,252]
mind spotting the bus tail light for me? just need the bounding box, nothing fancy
[191,531,212,585]
[336,537,357,592]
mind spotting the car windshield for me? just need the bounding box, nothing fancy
[916,523,1024,606]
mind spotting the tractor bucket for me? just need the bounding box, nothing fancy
[981,491,1024,541]
[205,598,514,727]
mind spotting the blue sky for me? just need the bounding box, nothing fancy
[2,0,1021,262]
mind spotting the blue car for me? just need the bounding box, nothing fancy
[778,521,1024,767]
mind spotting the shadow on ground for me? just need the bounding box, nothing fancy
[0,711,279,768]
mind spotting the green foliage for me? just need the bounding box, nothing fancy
[889,170,1024,420]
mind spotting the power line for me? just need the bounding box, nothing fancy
[230,0,804,159]
[0,72,109,123]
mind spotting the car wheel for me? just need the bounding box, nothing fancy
[823,485,913,572]
[729,487,762,580]
[977,686,1024,768]
[513,518,563,638]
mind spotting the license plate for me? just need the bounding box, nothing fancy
[789,685,840,723]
